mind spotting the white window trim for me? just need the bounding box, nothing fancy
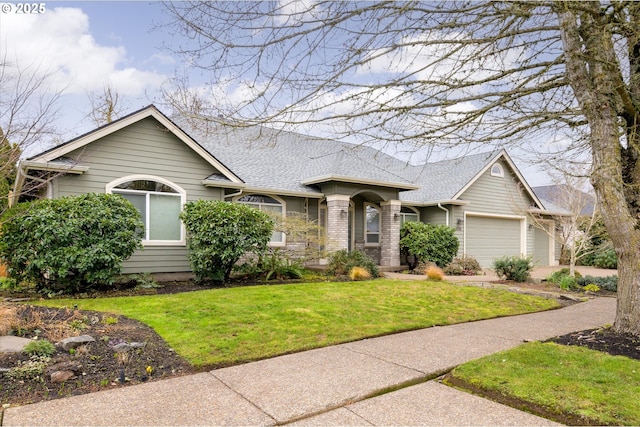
[234,193,287,247]
[364,203,381,247]
[400,206,420,224]
[106,175,186,246]
[490,163,504,177]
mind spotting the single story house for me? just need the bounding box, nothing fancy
[12,105,559,274]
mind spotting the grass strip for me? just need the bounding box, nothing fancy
[447,341,640,426]
[39,279,559,368]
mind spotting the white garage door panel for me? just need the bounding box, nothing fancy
[533,225,550,266]
[466,216,522,267]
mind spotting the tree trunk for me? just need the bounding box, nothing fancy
[556,2,640,335]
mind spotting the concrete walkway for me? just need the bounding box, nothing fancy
[2,297,616,426]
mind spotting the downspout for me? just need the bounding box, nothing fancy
[223,189,243,200]
[437,203,450,227]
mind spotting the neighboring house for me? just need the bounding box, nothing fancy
[532,185,596,216]
[533,184,597,264]
[12,105,559,273]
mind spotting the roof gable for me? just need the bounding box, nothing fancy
[29,105,242,185]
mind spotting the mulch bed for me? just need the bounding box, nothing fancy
[0,304,195,407]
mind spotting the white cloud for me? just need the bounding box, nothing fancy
[273,0,319,25]
[1,6,164,96]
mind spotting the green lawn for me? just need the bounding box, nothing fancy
[447,342,640,425]
[39,279,559,368]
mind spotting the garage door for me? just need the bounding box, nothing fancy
[465,215,522,267]
[533,225,550,266]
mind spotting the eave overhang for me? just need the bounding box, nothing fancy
[302,174,420,191]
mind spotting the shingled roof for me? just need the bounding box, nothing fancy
[24,105,540,206]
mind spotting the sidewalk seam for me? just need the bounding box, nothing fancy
[207,371,278,425]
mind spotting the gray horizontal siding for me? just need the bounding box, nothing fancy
[51,117,225,273]
[54,117,225,202]
[122,247,192,274]
[458,160,532,215]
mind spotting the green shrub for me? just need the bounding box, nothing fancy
[579,245,618,269]
[0,276,19,291]
[592,249,618,269]
[7,356,50,381]
[584,283,601,293]
[444,256,482,276]
[493,255,533,282]
[235,248,305,281]
[180,200,274,283]
[23,339,56,357]
[0,194,144,294]
[558,275,579,291]
[577,275,618,292]
[326,249,379,278]
[400,222,459,268]
[546,268,581,284]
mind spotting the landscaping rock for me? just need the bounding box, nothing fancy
[112,341,146,353]
[50,370,75,383]
[56,335,95,351]
[47,360,83,375]
[0,336,33,353]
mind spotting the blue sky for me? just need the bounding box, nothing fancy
[1,0,552,185]
[1,1,171,135]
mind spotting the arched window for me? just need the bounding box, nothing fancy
[107,176,185,245]
[400,206,419,224]
[365,203,381,245]
[236,194,285,245]
[491,163,504,177]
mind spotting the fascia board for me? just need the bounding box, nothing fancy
[240,186,325,199]
[527,208,572,217]
[201,180,246,190]
[20,160,90,174]
[302,174,420,191]
[405,200,470,207]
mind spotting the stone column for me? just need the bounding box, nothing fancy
[380,200,402,267]
[326,195,350,253]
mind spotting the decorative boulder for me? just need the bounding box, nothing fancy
[56,335,95,351]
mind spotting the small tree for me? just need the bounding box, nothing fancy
[180,200,274,283]
[0,194,143,294]
[400,222,459,269]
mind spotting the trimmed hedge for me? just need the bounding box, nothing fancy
[180,200,274,283]
[400,222,459,268]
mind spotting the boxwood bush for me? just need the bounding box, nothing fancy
[180,200,274,283]
[0,194,143,294]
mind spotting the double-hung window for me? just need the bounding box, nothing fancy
[108,176,185,245]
